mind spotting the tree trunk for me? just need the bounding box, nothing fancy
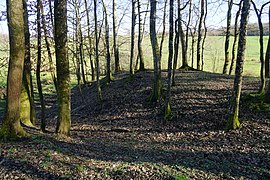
[229,1,242,75]
[172,19,179,86]
[196,0,205,70]
[226,0,250,131]
[179,0,188,68]
[159,0,168,60]
[101,0,112,82]
[137,0,145,71]
[222,0,233,74]
[0,0,27,138]
[149,0,161,103]
[201,0,208,70]
[165,0,174,121]
[113,0,121,72]
[41,0,58,91]
[20,0,36,127]
[94,0,102,101]
[130,0,136,76]
[265,6,270,78]
[37,0,46,132]
[55,0,71,135]
[84,0,95,81]
[251,1,265,94]
[185,0,192,57]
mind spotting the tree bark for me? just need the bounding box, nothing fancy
[149,0,161,103]
[20,0,36,127]
[265,6,270,78]
[201,0,208,70]
[137,0,145,71]
[130,0,136,76]
[94,0,102,101]
[226,0,250,131]
[0,0,27,138]
[55,0,71,135]
[223,0,233,74]
[37,0,46,132]
[196,0,205,70]
[113,0,121,72]
[165,0,174,121]
[229,1,242,75]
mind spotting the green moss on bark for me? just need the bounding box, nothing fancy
[226,114,241,131]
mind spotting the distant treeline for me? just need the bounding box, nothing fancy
[208,23,269,36]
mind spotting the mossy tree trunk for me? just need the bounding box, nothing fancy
[165,0,174,122]
[20,0,36,127]
[55,0,71,135]
[222,0,233,74]
[226,0,250,131]
[0,0,27,139]
[229,1,242,75]
[149,0,162,103]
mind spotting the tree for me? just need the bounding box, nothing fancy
[137,0,145,71]
[222,0,234,74]
[149,0,161,103]
[101,0,113,82]
[229,1,242,75]
[226,0,251,131]
[265,6,270,78]
[196,0,205,70]
[113,0,121,73]
[0,0,27,138]
[251,0,270,94]
[165,0,174,121]
[94,0,102,101]
[130,0,136,76]
[55,0,71,135]
[21,0,36,127]
[37,0,46,131]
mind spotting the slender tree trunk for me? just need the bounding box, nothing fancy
[21,0,36,127]
[165,0,174,121]
[159,0,168,60]
[101,0,112,82]
[94,0,102,101]
[0,0,27,138]
[37,0,46,132]
[251,1,265,94]
[55,0,71,135]
[137,0,145,71]
[130,0,136,76]
[185,0,192,55]
[41,0,58,91]
[172,19,179,86]
[149,0,161,103]
[196,0,205,70]
[226,0,250,131]
[179,1,188,68]
[74,0,86,84]
[229,1,242,75]
[113,0,121,72]
[265,6,270,78]
[201,0,208,70]
[223,0,233,74]
[84,0,95,81]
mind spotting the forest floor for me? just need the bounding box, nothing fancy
[0,70,270,179]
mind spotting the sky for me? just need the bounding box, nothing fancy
[0,0,269,35]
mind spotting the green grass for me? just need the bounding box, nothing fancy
[117,35,268,77]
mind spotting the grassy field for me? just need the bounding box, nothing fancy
[118,35,268,77]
